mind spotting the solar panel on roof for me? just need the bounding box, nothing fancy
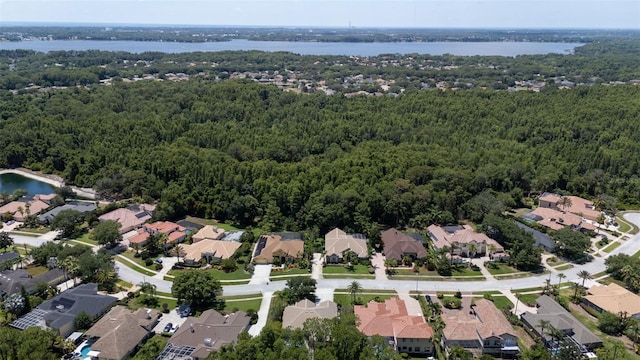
[156,344,196,360]
[10,308,48,330]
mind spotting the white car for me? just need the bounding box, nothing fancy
[169,324,179,334]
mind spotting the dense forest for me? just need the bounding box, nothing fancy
[1,80,639,233]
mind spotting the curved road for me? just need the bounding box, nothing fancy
[12,213,640,296]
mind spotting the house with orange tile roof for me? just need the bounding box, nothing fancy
[582,283,640,320]
[523,207,596,232]
[441,299,519,358]
[355,297,434,356]
[182,240,242,265]
[192,225,226,242]
[127,221,187,248]
[324,228,369,264]
[538,192,601,221]
[0,194,55,221]
[98,204,155,234]
[252,233,304,264]
[427,224,508,260]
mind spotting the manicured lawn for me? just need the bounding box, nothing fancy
[514,286,544,293]
[516,293,541,306]
[451,266,483,277]
[555,264,574,271]
[207,268,252,281]
[335,288,397,294]
[615,214,638,234]
[183,216,241,231]
[545,257,566,266]
[323,264,372,275]
[490,295,515,310]
[270,268,311,279]
[223,299,262,313]
[602,241,621,253]
[25,265,48,277]
[394,265,482,277]
[486,263,521,275]
[334,292,395,307]
[119,251,157,270]
[116,254,157,276]
[15,226,50,234]
[74,232,98,245]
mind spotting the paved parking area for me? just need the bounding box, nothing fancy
[153,308,187,334]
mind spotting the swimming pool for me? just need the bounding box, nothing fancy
[80,345,92,358]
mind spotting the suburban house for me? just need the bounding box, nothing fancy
[282,299,338,329]
[128,221,188,248]
[98,204,156,234]
[156,310,251,360]
[355,297,434,356]
[252,233,304,264]
[427,225,508,260]
[380,228,427,261]
[522,207,596,231]
[0,251,20,270]
[37,200,97,224]
[182,240,242,265]
[513,221,556,252]
[441,299,519,358]
[192,225,226,242]
[521,295,602,354]
[83,306,161,360]
[538,193,601,221]
[0,194,55,221]
[324,228,368,264]
[0,267,65,299]
[11,283,117,337]
[582,283,640,320]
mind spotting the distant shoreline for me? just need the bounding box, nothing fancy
[0,168,97,199]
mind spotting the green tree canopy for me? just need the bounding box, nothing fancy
[92,220,122,248]
[171,270,222,309]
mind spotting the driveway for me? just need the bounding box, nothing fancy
[153,308,187,334]
[315,287,334,303]
[370,253,388,281]
[249,264,272,285]
[397,289,423,317]
[311,253,323,280]
[248,291,273,337]
[152,256,179,279]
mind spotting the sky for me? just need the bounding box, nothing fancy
[0,0,639,29]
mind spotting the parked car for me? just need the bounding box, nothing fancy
[155,258,163,264]
[163,323,173,333]
[425,295,432,303]
[178,304,191,318]
[170,324,179,334]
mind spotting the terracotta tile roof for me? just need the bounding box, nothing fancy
[282,299,338,329]
[182,240,242,262]
[539,192,600,221]
[128,228,150,245]
[443,299,516,344]
[355,297,433,340]
[529,207,595,231]
[192,225,226,242]
[427,225,504,253]
[324,228,369,258]
[585,283,640,316]
[98,204,155,233]
[381,228,427,261]
[253,234,304,263]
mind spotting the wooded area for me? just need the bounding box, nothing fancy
[1,81,639,233]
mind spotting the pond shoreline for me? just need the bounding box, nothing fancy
[0,168,98,199]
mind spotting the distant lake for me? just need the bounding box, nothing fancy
[0,39,582,56]
[0,173,56,195]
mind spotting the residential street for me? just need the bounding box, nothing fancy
[9,213,640,298]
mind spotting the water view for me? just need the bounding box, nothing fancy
[0,39,582,56]
[0,173,56,195]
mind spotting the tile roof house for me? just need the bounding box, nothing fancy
[11,283,117,337]
[98,204,155,234]
[523,207,596,231]
[442,299,519,358]
[127,221,188,247]
[182,240,242,265]
[355,297,434,356]
[324,228,369,264]
[521,295,602,353]
[37,200,97,224]
[538,193,601,221]
[157,310,251,360]
[582,283,640,320]
[0,194,54,221]
[252,234,304,264]
[192,225,226,242]
[84,306,161,360]
[427,225,507,260]
[282,299,338,329]
[381,228,427,261]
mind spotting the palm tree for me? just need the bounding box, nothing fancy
[558,196,573,213]
[570,282,583,302]
[557,273,566,294]
[347,280,362,305]
[537,319,551,342]
[171,244,185,263]
[402,255,413,267]
[548,327,566,350]
[577,270,592,288]
[543,278,552,295]
[138,281,157,297]
[448,345,471,360]
[487,243,497,258]
[60,256,80,286]
[467,242,478,259]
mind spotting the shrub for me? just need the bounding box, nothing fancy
[442,297,462,309]
[483,293,493,301]
[455,291,462,298]
[436,292,444,299]
[144,258,154,266]
[368,266,375,274]
[154,263,163,270]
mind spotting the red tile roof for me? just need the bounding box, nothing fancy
[355,297,433,340]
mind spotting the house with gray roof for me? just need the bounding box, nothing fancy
[157,310,251,360]
[0,267,65,299]
[513,221,555,252]
[37,200,97,224]
[521,295,601,354]
[11,283,117,337]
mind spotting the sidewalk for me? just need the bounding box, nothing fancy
[471,257,496,281]
[500,290,537,316]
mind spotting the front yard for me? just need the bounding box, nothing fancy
[322,264,375,279]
